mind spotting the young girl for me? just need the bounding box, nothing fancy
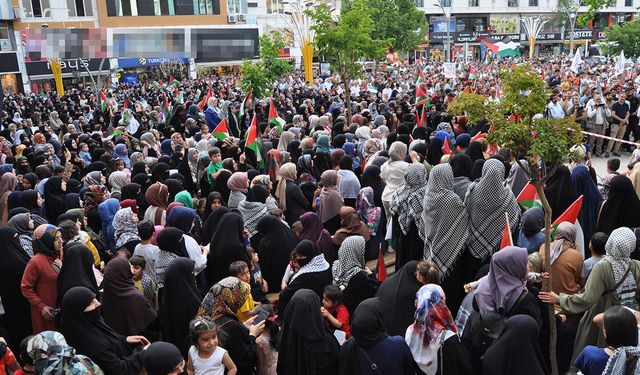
[187,317,237,375]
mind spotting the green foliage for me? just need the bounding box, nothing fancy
[307,0,389,81]
[498,65,548,122]
[578,0,607,26]
[553,0,582,28]
[604,21,640,57]
[364,0,426,52]
[240,32,292,99]
[446,92,500,125]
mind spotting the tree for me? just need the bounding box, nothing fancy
[358,0,427,54]
[604,20,640,57]
[553,0,581,52]
[488,65,583,375]
[240,32,292,99]
[307,0,388,122]
[446,92,501,126]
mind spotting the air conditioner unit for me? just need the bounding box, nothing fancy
[237,14,246,22]
[227,14,237,23]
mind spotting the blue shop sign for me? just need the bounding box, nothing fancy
[118,57,189,68]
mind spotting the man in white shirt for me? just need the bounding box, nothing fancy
[585,92,612,156]
[546,94,566,119]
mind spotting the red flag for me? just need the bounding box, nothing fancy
[442,138,452,154]
[507,113,521,122]
[551,195,584,228]
[499,212,513,250]
[463,86,473,94]
[376,246,387,282]
[516,182,542,210]
[197,90,211,111]
[417,106,426,127]
[469,65,478,75]
[471,132,486,142]
[123,97,129,110]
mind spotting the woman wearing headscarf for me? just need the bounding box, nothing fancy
[227,171,249,209]
[198,277,261,375]
[161,258,202,358]
[98,198,119,255]
[517,207,545,254]
[545,165,578,222]
[113,207,140,253]
[164,178,183,202]
[201,204,230,246]
[319,170,344,235]
[206,212,250,287]
[405,284,471,375]
[466,141,485,163]
[27,330,103,374]
[449,153,473,200]
[465,159,520,272]
[143,341,185,375]
[44,176,67,223]
[572,165,603,248]
[278,240,332,314]
[84,185,107,234]
[539,227,640,360]
[332,206,370,247]
[315,135,332,154]
[421,164,469,315]
[154,227,190,289]
[238,185,269,239]
[299,212,336,264]
[21,224,62,333]
[0,227,33,351]
[277,289,340,375]
[339,297,414,375]
[108,171,129,199]
[151,162,170,183]
[278,131,296,152]
[101,257,157,336]
[596,175,640,235]
[380,141,410,219]
[332,235,379,313]
[61,286,147,374]
[0,172,18,226]
[506,161,531,197]
[539,222,583,297]
[56,243,99,311]
[482,315,548,375]
[426,137,444,166]
[356,186,384,260]
[276,162,311,225]
[144,182,169,226]
[337,156,360,208]
[375,260,424,337]
[389,163,427,269]
[254,215,298,293]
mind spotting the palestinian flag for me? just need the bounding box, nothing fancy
[416,105,426,127]
[551,195,583,232]
[376,246,387,282]
[245,114,263,166]
[176,91,184,104]
[368,84,378,94]
[416,69,427,85]
[268,101,285,134]
[123,97,129,110]
[471,132,486,142]
[469,65,479,79]
[198,89,212,111]
[516,182,542,210]
[169,76,181,86]
[239,90,252,119]
[212,118,230,140]
[416,84,428,106]
[442,138,452,154]
[163,92,172,124]
[499,212,513,250]
[482,40,521,58]
[100,91,108,112]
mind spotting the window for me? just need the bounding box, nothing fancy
[23,0,51,17]
[0,24,9,40]
[197,0,219,13]
[469,0,479,6]
[625,0,632,6]
[227,0,247,13]
[415,0,424,7]
[508,0,518,6]
[174,0,194,14]
[529,0,537,5]
[441,0,451,6]
[248,2,257,6]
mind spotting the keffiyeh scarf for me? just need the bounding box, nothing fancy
[390,164,428,235]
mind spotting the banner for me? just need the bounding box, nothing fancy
[443,62,456,79]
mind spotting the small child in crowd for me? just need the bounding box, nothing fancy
[78,142,92,165]
[581,232,608,285]
[130,255,158,311]
[0,338,21,374]
[229,261,257,322]
[133,220,160,280]
[12,337,32,375]
[187,317,237,375]
[247,247,269,304]
[280,253,299,290]
[321,285,351,338]
[291,221,303,238]
[207,148,223,187]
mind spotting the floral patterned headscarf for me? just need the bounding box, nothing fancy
[198,276,250,320]
[28,331,104,375]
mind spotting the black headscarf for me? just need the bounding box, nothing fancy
[374,260,422,336]
[361,165,385,207]
[157,227,189,258]
[164,178,183,202]
[450,153,473,179]
[544,165,578,222]
[214,170,233,204]
[340,297,389,374]
[255,215,298,293]
[22,189,40,213]
[44,176,66,222]
[62,286,145,375]
[276,289,340,375]
[144,342,184,375]
[56,243,100,308]
[0,227,32,349]
[597,175,640,234]
[132,161,147,177]
[161,258,202,358]
[151,162,170,183]
[206,212,249,287]
[201,206,230,246]
[470,159,485,181]
[427,137,444,166]
[466,141,485,163]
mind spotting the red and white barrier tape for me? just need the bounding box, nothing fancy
[582,130,640,147]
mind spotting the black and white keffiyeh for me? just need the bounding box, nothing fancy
[390,163,428,235]
[290,254,330,282]
[238,200,268,237]
[605,227,638,309]
[113,207,140,248]
[603,346,640,375]
[421,164,470,278]
[332,235,366,289]
[465,159,521,259]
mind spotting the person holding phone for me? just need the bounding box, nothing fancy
[586,92,612,157]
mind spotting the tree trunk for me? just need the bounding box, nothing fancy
[344,77,352,127]
[534,181,559,375]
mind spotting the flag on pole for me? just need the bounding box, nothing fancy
[212,118,230,140]
[442,138,452,154]
[239,90,252,119]
[169,76,181,86]
[162,92,173,124]
[176,91,184,104]
[376,246,387,282]
[551,195,583,231]
[516,182,542,210]
[471,132,486,142]
[417,105,427,127]
[416,69,427,85]
[499,212,513,250]
[268,100,285,134]
[100,91,108,112]
[616,50,626,76]
[197,89,212,111]
[245,114,263,167]
[368,84,378,94]
[415,84,428,106]
[570,51,583,74]
[469,65,479,79]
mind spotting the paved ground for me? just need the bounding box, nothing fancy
[590,149,636,183]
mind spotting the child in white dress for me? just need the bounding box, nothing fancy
[187,317,237,375]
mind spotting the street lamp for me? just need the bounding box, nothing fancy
[521,16,548,60]
[569,12,577,55]
[433,0,452,62]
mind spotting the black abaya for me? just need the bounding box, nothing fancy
[544,165,578,221]
[255,215,298,293]
[375,260,422,336]
[56,243,100,308]
[201,206,230,246]
[205,212,249,287]
[393,217,424,271]
[44,176,67,222]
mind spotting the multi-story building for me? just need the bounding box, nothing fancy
[418,0,637,59]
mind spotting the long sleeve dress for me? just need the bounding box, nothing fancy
[21,253,59,333]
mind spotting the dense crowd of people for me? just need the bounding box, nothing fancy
[1,55,640,375]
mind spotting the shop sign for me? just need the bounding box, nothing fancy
[521,32,561,41]
[25,58,110,76]
[117,57,189,69]
[569,29,606,40]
